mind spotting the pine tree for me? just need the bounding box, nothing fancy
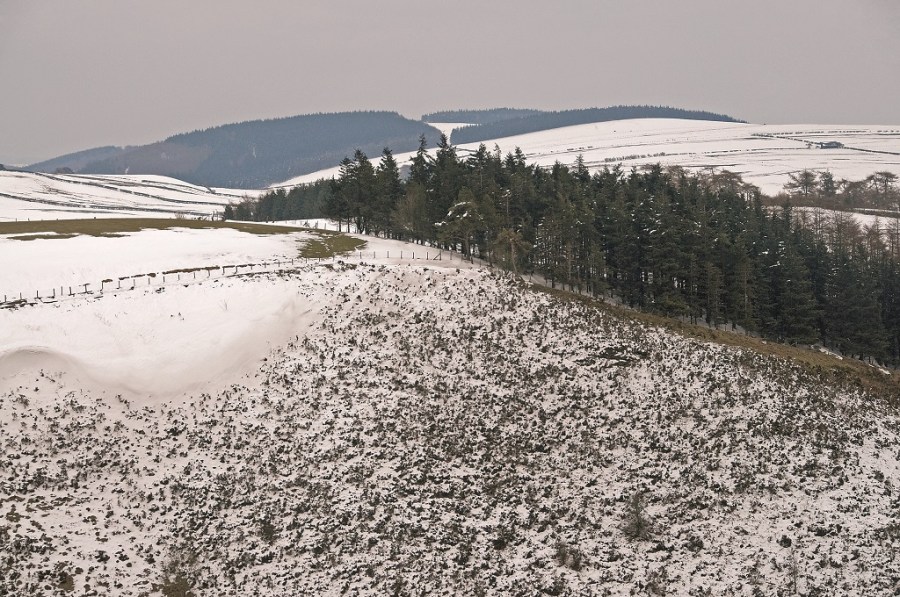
[825,248,888,360]
[408,135,431,188]
[772,243,820,345]
[375,148,403,237]
[783,169,818,199]
[392,182,430,243]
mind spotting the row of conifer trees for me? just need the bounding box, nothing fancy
[246,136,900,366]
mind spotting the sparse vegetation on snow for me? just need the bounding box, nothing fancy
[2,262,899,595]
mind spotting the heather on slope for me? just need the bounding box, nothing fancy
[1,264,898,596]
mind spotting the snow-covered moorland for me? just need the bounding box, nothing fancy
[0,171,253,222]
[278,119,900,197]
[2,252,899,595]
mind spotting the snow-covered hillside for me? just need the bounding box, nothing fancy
[0,171,255,221]
[277,119,900,196]
[2,231,899,595]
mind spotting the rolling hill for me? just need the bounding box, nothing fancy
[279,118,900,197]
[28,112,442,189]
[449,105,746,145]
[0,170,247,221]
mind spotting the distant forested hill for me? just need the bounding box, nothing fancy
[421,108,545,125]
[29,112,442,189]
[450,105,746,144]
[28,146,126,174]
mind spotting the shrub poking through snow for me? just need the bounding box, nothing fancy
[622,490,653,541]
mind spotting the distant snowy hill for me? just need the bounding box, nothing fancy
[1,230,898,595]
[448,105,745,144]
[278,118,900,196]
[0,171,251,221]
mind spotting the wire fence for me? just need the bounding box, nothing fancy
[0,249,478,310]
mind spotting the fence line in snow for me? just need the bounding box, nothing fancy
[0,249,480,310]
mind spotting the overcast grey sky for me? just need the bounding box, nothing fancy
[1,0,898,165]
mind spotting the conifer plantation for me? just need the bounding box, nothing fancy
[248,136,900,367]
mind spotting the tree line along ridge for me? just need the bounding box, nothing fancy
[239,136,900,367]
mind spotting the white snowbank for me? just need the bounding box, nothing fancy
[0,275,320,399]
[0,229,480,400]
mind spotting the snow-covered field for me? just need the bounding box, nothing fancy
[0,227,474,397]
[278,119,900,196]
[1,228,899,595]
[0,226,309,301]
[0,171,256,221]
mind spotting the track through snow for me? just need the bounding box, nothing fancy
[1,260,899,596]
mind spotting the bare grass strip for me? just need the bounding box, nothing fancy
[0,218,304,239]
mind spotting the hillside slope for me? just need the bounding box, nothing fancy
[449,106,745,145]
[1,258,898,596]
[28,112,442,189]
[0,171,248,221]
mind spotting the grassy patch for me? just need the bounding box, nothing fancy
[299,233,367,259]
[532,283,900,401]
[161,266,222,275]
[0,218,303,239]
[7,233,80,241]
